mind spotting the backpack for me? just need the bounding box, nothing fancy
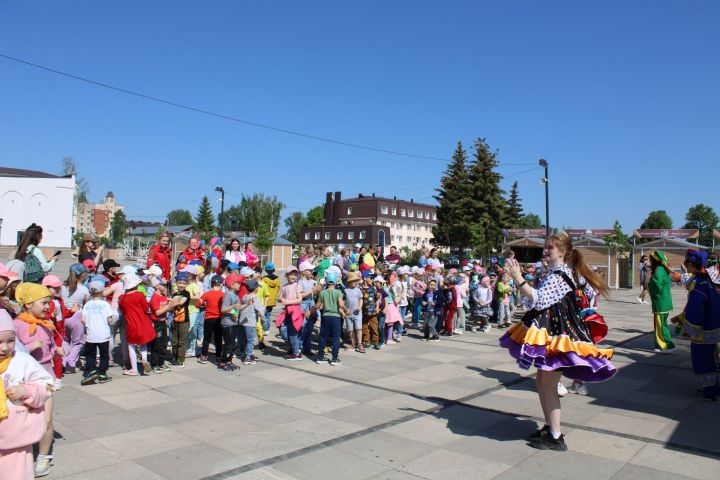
[23,246,46,283]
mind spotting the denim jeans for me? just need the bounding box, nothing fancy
[239,324,256,358]
[397,305,407,335]
[300,299,316,353]
[317,315,341,361]
[263,306,273,332]
[187,311,204,356]
[412,299,424,327]
[424,311,439,338]
[284,315,301,354]
[377,315,386,343]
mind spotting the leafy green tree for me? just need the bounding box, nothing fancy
[283,211,307,244]
[505,181,523,228]
[110,210,127,243]
[254,224,275,262]
[305,205,324,227]
[467,138,506,257]
[193,196,216,233]
[166,209,194,226]
[604,220,632,289]
[683,203,719,246]
[220,194,285,234]
[640,210,673,230]
[432,141,473,251]
[518,213,542,229]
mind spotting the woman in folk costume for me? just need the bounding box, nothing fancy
[648,250,676,353]
[671,250,720,401]
[0,309,54,480]
[501,233,615,451]
[12,283,59,477]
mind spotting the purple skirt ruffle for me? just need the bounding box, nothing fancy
[499,333,617,383]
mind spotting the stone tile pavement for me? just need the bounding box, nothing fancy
[49,288,719,480]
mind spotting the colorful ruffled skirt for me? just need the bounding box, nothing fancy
[499,293,617,382]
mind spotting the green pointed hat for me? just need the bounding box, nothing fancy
[650,250,668,266]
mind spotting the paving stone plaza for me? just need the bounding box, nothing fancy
[51,288,718,480]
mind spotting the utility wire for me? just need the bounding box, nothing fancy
[0,53,538,165]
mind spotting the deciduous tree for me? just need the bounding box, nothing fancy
[683,203,718,246]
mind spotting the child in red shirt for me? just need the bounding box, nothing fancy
[148,279,173,373]
[196,275,225,363]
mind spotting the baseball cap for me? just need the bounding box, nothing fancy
[299,261,314,272]
[41,275,63,288]
[119,265,137,276]
[211,274,224,285]
[240,267,255,277]
[245,279,259,291]
[82,259,96,271]
[325,272,338,284]
[285,266,298,275]
[89,280,106,292]
[361,269,373,278]
[69,263,86,276]
[265,262,275,272]
[102,259,120,271]
[175,271,189,282]
[144,265,163,276]
[227,262,240,271]
[225,274,243,288]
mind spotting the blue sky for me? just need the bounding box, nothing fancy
[1,1,718,233]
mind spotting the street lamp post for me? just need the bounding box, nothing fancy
[539,159,550,237]
[215,186,225,235]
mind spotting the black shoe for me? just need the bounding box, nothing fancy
[529,433,567,451]
[528,425,550,440]
[64,366,77,374]
[81,371,99,386]
[98,374,112,383]
[258,342,266,351]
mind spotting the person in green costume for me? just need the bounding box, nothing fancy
[648,250,675,352]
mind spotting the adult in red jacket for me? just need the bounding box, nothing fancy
[176,237,206,271]
[147,233,172,281]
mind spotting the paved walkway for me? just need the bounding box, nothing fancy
[51,288,719,480]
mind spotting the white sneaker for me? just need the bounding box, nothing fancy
[636,297,643,304]
[557,382,568,397]
[568,381,588,395]
[53,379,63,391]
[386,339,397,345]
[35,456,51,477]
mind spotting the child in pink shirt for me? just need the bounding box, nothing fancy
[0,309,54,479]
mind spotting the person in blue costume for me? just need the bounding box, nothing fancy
[671,250,720,401]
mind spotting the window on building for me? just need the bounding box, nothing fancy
[432,213,437,220]
[314,232,320,240]
[416,210,422,218]
[304,232,310,240]
[381,206,389,215]
[337,232,343,240]
[408,210,414,218]
[347,207,352,215]
[400,209,406,217]
[425,211,430,219]
[359,230,366,239]
[348,231,355,240]
[324,232,331,240]
[391,207,397,215]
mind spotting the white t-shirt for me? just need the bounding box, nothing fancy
[82,299,112,343]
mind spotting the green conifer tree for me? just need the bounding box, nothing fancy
[468,138,506,257]
[506,181,523,228]
[431,142,473,252]
[193,196,215,233]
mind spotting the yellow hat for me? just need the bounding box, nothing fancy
[14,282,52,306]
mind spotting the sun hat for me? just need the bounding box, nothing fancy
[89,280,106,293]
[119,265,138,276]
[225,274,243,288]
[143,265,163,276]
[345,272,361,283]
[15,283,52,305]
[69,263,87,276]
[122,273,142,290]
[299,261,314,272]
[0,309,15,333]
[102,259,120,271]
[41,275,63,288]
[265,262,275,272]
[240,267,255,277]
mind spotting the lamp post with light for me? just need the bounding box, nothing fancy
[215,186,225,235]
[539,159,550,237]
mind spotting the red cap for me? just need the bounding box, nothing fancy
[82,259,96,271]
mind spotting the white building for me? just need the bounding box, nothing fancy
[0,167,75,248]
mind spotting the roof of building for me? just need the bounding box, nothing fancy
[129,226,163,236]
[0,166,66,178]
[634,237,708,250]
[343,194,436,208]
[106,191,115,199]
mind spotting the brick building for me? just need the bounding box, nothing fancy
[299,192,437,249]
[76,191,124,237]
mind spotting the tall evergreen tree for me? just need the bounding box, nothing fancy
[194,196,215,233]
[468,138,506,257]
[505,181,523,228]
[110,210,127,243]
[431,142,472,251]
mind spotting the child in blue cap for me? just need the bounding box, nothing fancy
[314,272,345,365]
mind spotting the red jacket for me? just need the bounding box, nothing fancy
[176,247,206,269]
[147,243,172,280]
